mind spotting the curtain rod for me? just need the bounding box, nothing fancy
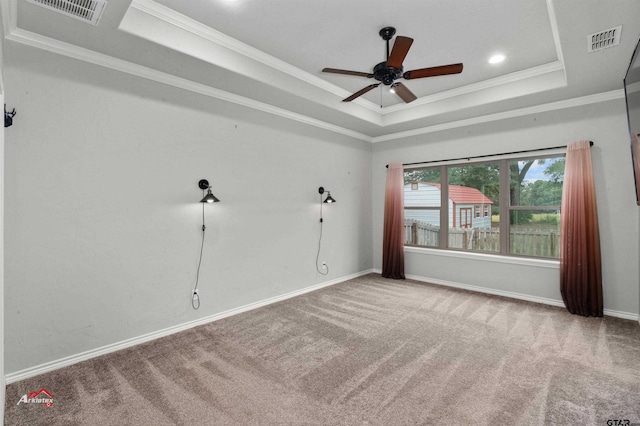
[386,141,593,168]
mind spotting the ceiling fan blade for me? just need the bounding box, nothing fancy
[403,63,463,79]
[386,36,413,69]
[393,83,417,103]
[343,84,380,102]
[322,68,373,78]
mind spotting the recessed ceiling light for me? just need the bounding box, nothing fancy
[488,54,506,64]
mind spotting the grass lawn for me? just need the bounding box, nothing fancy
[492,213,560,231]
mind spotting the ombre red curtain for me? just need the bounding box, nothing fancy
[560,140,602,317]
[382,162,405,279]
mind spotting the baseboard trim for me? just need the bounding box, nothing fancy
[5,269,375,385]
[602,308,640,321]
[372,269,639,322]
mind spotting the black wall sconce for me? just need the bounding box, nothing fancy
[316,186,336,275]
[199,179,220,203]
[4,105,16,128]
[192,179,221,310]
[318,186,336,204]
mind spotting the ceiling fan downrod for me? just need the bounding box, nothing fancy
[375,27,402,85]
[379,26,396,60]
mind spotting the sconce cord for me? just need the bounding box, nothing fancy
[192,200,206,310]
[316,193,329,275]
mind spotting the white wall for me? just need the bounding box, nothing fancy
[3,43,373,374]
[373,99,640,317]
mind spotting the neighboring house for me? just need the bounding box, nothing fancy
[404,182,493,228]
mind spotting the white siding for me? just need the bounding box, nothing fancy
[404,182,440,207]
[404,209,440,225]
[404,182,441,226]
[453,204,492,228]
[405,183,492,228]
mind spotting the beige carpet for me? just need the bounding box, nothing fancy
[5,274,640,425]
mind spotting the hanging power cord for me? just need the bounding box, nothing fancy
[316,192,329,275]
[192,200,206,310]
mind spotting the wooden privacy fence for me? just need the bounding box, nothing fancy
[404,219,560,257]
[405,221,440,247]
[510,228,559,257]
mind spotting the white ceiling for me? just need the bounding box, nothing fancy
[3,0,640,142]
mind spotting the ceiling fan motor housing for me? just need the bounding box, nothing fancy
[373,61,403,85]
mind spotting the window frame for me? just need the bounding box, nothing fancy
[403,151,565,259]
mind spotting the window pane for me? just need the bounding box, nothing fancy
[510,209,560,257]
[447,163,499,252]
[510,157,564,207]
[404,168,440,247]
[509,156,564,258]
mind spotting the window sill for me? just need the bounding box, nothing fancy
[404,246,560,269]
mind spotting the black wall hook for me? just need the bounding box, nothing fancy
[4,104,16,128]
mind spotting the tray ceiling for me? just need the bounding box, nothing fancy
[3,0,640,142]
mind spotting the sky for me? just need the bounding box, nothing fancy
[520,158,562,183]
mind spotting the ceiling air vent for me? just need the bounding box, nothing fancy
[25,0,107,26]
[587,26,622,52]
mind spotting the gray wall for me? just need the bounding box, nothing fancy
[3,43,373,374]
[1,30,5,423]
[373,99,640,316]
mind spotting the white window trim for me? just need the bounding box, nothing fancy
[404,245,560,269]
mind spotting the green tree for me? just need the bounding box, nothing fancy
[510,160,536,224]
[449,163,500,202]
[544,158,565,182]
[404,168,440,184]
[520,180,563,206]
[511,157,564,224]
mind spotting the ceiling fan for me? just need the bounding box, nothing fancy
[322,27,463,103]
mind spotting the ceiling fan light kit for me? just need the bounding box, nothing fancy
[322,26,463,104]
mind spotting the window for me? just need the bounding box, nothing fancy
[404,168,441,247]
[509,157,563,257]
[403,154,564,259]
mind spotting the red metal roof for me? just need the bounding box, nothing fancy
[426,183,493,205]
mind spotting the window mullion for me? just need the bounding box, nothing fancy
[499,160,510,255]
[440,165,448,249]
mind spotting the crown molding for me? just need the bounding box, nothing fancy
[372,90,624,143]
[128,0,382,114]
[546,0,565,67]
[383,62,565,115]
[4,25,372,142]
[1,0,17,39]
